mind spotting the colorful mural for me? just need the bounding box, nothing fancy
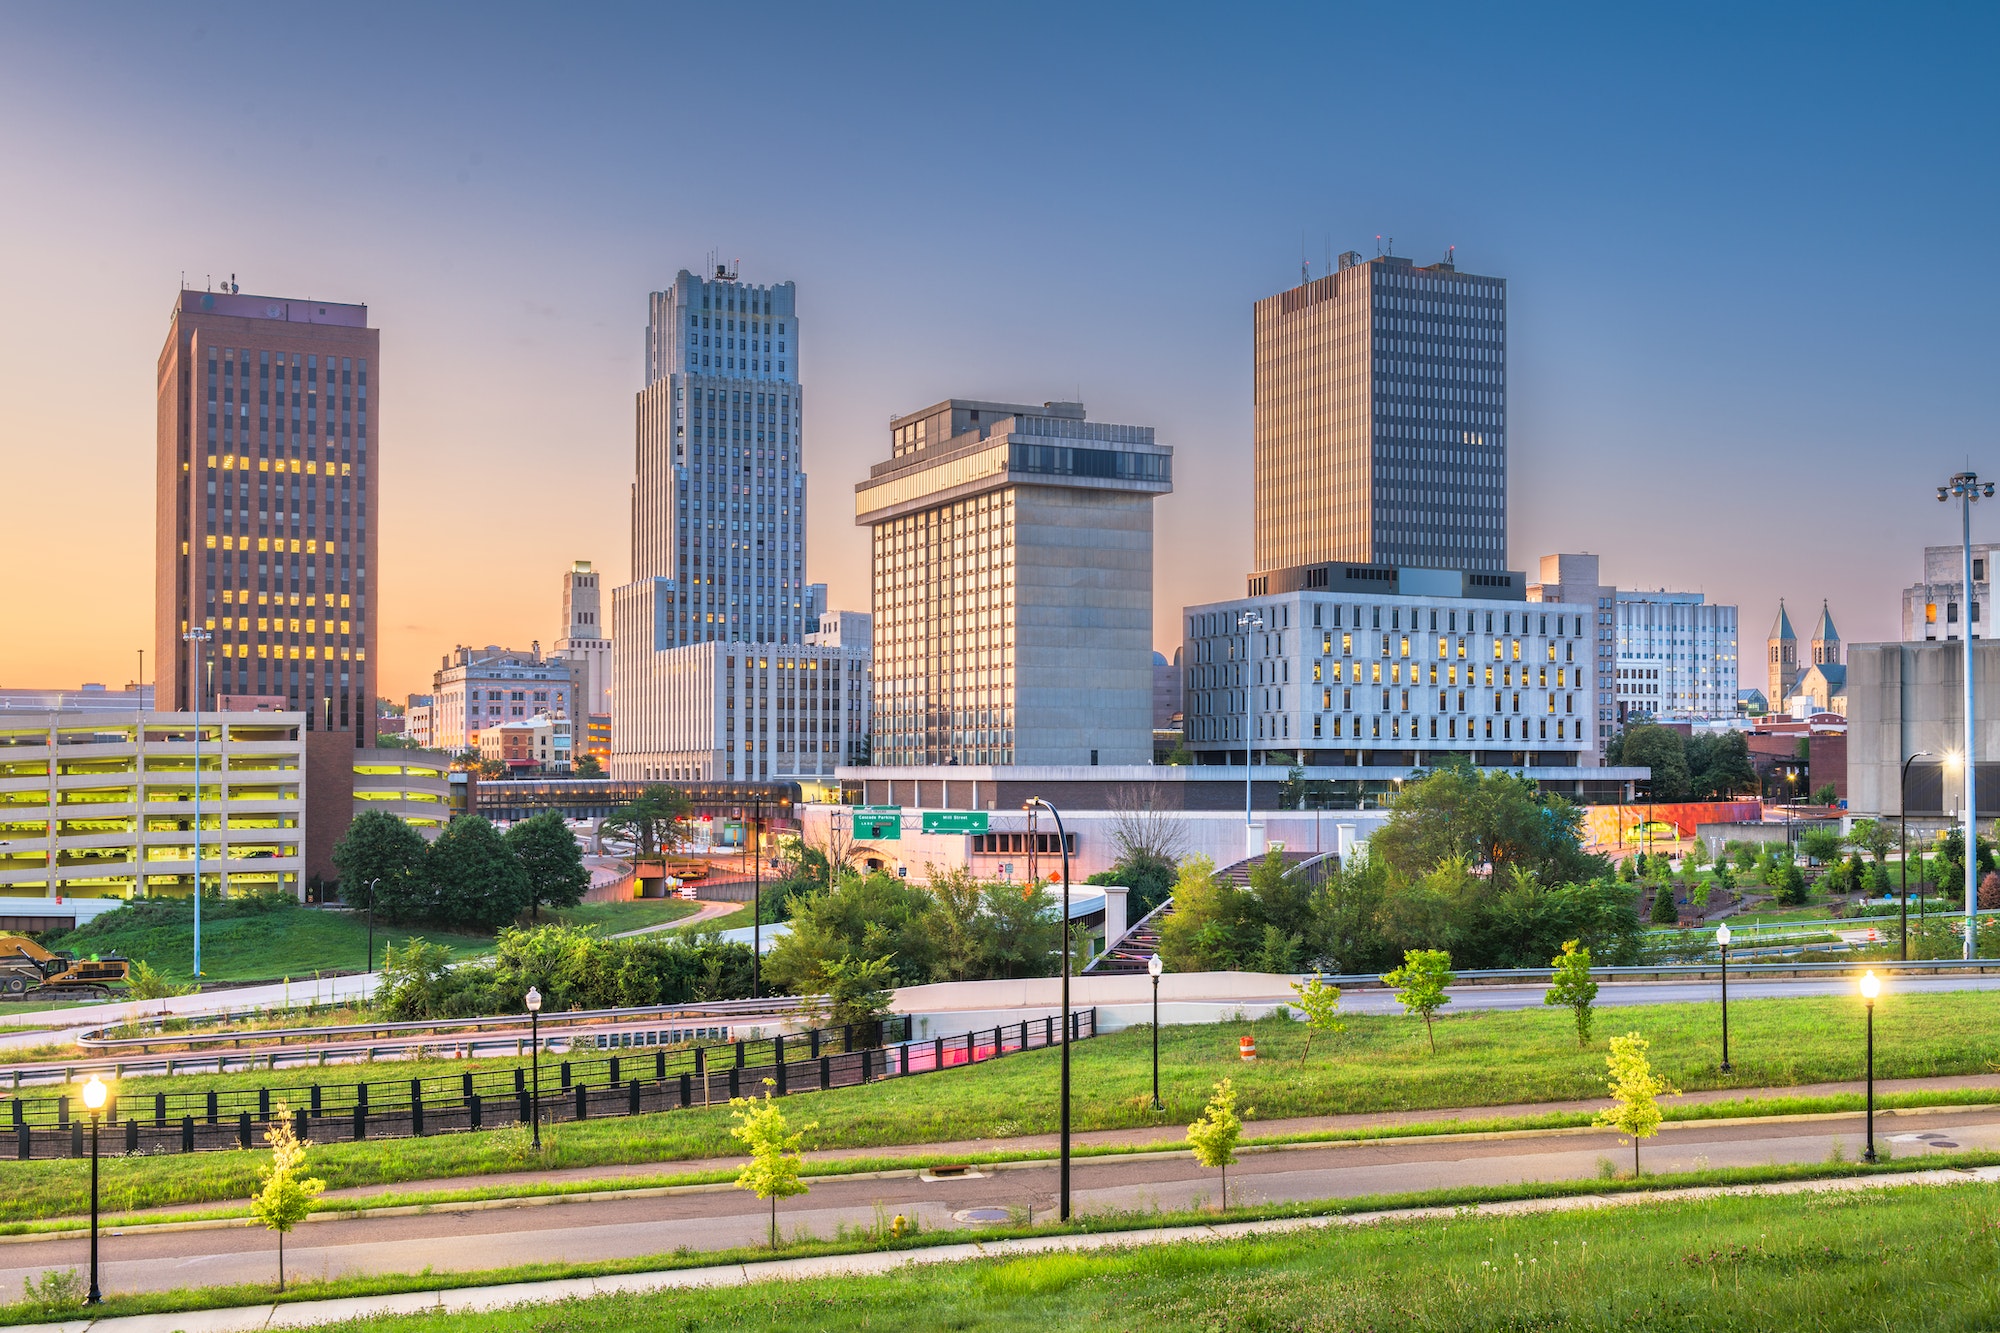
[1580,800,1763,849]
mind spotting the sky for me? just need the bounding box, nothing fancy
[2,2,1998,703]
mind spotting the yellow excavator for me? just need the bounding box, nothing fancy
[0,935,129,1000]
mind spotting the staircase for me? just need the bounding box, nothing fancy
[1085,897,1176,974]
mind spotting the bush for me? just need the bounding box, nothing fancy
[1772,861,1809,906]
[377,924,757,1020]
[1649,884,1679,925]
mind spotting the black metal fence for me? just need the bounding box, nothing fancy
[4,1010,1098,1160]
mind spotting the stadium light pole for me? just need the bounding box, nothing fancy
[1900,752,1929,961]
[182,627,213,978]
[1939,473,1993,960]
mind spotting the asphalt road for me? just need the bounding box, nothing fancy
[8,1106,1997,1297]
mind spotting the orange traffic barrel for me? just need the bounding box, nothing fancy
[1239,1034,1257,1061]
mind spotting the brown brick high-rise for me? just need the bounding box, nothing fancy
[155,289,379,883]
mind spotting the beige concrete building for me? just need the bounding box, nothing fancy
[1846,639,2000,818]
[0,711,304,904]
[857,399,1172,767]
[351,748,453,837]
[556,560,612,718]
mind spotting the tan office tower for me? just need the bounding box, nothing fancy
[1253,251,1507,575]
[155,287,379,879]
[857,399,1172,766]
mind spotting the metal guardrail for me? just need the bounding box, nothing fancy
[1321,957,2000,988]
[0,1011,1100,1160]
[74,996,809,1056]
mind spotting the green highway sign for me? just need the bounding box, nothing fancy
[922,811,990,835]
[853,808,902,840]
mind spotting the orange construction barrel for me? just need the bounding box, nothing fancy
[1239,1034,1257,1061]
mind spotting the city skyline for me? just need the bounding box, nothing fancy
[4,5,2000,703]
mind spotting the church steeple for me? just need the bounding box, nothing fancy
[1811,600,1840,666]
[1768,599,1800,708]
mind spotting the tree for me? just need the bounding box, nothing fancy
[817,954,895,1033]
[1650,883,1679,925]
[1543,939,1598,1048]
[1381,948,1455,1054]
[251,1105,325,1291]
[1771,860,1808,907]
[1811,783,1840,806]
[729,1089,814,1248]
[504,810,591,921]
[1367,759,1605,886]
[1798,827,1843,865]
[1186,1078,1247,1212]
[1620,726,1691,803]
[1289,975,1344,1064]
[1847,819,1896,865]
[597,785,693,861]
[1593,1032,1679,1176]
[426,815,532,931]
[330,810,428,923]
[1686,732,1756,799]
[571,753,605,779]
[1691,878,1714,918]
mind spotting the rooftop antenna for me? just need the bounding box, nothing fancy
[1446,245,1456,267]
[1301,232,1309,284]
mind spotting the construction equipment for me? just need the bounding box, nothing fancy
[0,934,129,1000]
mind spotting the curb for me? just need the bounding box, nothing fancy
[13,1165,2000,1333]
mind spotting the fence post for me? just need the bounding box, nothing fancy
[819,1054,830,1090]
[610,1056,621,1085]
[655,1051,666,1081]
[860,1048,871,1083]
[468,1093,482,1131]
[292,1107,308,1144]
[206,1090,218,1125]
[16,1124,27,1160]
[411,1082,425,1137]
[627,1080,640,1116]
[10,1099,20,1129]
[775,1043,788,1096]
[575,1084,588,1121]
[843,1023,854,1053]
[516,1090,531,1126]
[728,1066,739,1099]
[310,1084,322,1119]
[1019,1020,1028,1052]
[900,1043,910,1077]
[124,1119,138,1155]
[70,1122,82,1158]
[696,1046,708,1106]
[155,1092,167,1127]
[259,1088,271,1123]
[515,1067,526,1094]
[57,1095,69,1127]
[934,1037,944,1071]
[735,1039,746,1070]
[561,1062,572,1090]
[237,1112,251,1149]
[353,1103,367,1141]
[809,1029,820,1059]
[678,1072,691,1108]
[181,1115,194,1153]
[462,1072,475,1102]
[1044,1016,1053,1047]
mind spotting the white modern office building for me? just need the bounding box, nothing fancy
[1612,590,1740,722]
[0,710,305,904]
[1181,576,1600,766]
[613,267,866,781]
[857,398,1172,768]
[1528,554,1617,759]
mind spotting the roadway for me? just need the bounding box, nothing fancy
[7,1103,1997,1296]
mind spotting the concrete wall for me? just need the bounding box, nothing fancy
[1847,641,2000,816]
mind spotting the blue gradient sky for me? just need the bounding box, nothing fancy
[2,3,1996,700]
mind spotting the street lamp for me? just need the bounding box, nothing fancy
[1939,472,1992,961]
[1859,970,1881,1162]
[81,1073,109,1304]
[182,627,213,978]
[1024,796,1072,1221]
[1899,752,1930,961]
[1237,612,1264,859]
[525,986,543,1149]
[1715,922,1732,1073]
[1147,953,1164,1112]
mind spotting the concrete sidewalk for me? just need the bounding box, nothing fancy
[14,1164,2000,1333]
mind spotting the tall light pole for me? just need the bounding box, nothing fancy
[525,986,543,1149]
[1147,952,1164,1112]
[1237,612,1265,861]
[182,627,213,978]
[81,1074,109,1304]
[1025,796,1072,1221]
[365,877,380,974]
[749,795,763,1000]
[1900,752,1929,961]
[1939,472,1993,960]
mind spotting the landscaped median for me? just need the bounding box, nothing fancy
[7,990,2000,1222]
[8,1159,2000,1329]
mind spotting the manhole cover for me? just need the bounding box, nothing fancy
[1929,1141,1961,1149]
[953,1207,1013,1224]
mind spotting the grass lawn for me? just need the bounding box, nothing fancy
[21,1180,2000,1330]
[10,989,2000,1223]
[542,898,703,935]
[42,899,495,985]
